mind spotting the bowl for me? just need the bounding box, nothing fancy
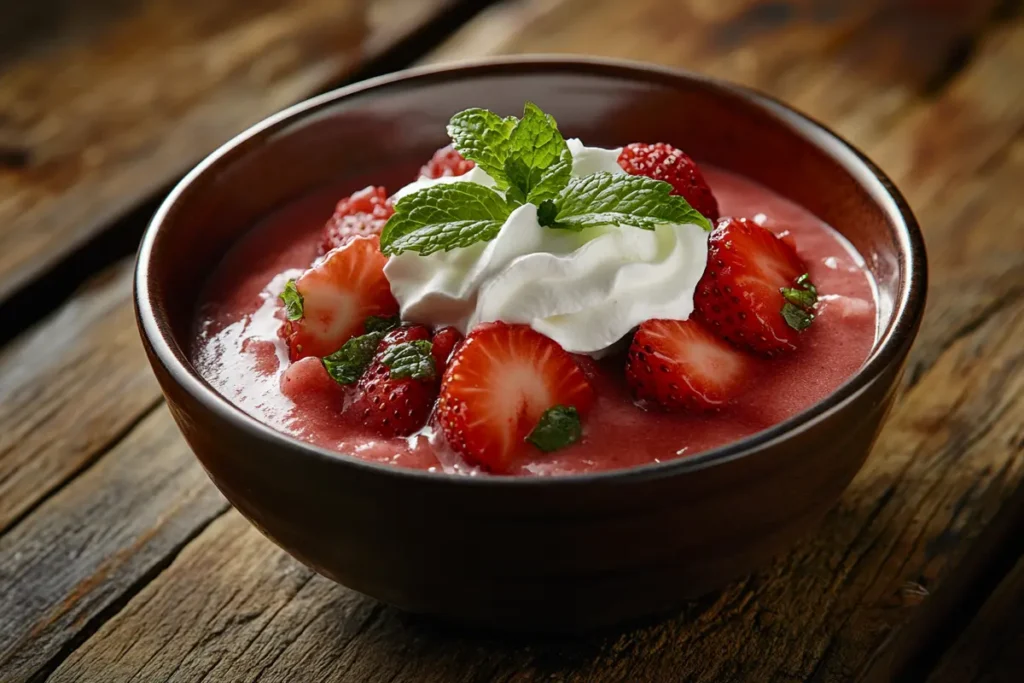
[135,57,926,631]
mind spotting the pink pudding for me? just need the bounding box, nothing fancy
[192,164,878,477]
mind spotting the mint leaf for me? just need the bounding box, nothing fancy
[365,315,400,334]
[321,332,383,385]
[504,102,572,205]
[380,182,511,256]
[380,340,436,380]
[447,109,516,188]
[279,279,304,321]
[780,272,818,331]
[526,405,583,452]
[540,172,714,232]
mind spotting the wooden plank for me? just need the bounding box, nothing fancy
[0,406,228,683]
[30,2,1024,682]
[0,0,458,305]
[0,261,161,532]
[926,548,1024,682]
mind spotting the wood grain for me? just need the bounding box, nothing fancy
[21,1,1023,682]
[0,406,227,683]
[0,0,457,305]
[0,261,161,533]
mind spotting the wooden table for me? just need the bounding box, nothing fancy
[2,1,1022,680]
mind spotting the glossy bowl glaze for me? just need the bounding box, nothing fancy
[135,57,926,631]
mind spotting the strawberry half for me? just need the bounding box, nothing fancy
[618,142,719,220]
[437,322,594,472]
[320,186,394,253]
[348,325,438,437]
[626,319,750,411]
[694,217,816,356]
[282,236,398,361]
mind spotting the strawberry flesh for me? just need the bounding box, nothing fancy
[419,144,475,179]
[626,319,749,411]
[437,322,594,472]
[694,217,810,356]
[282,236,398,361]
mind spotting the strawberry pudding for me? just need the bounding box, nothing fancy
[193,103,877,476]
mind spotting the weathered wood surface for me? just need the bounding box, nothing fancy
[0,0,459,305]
[1,0,1022,681]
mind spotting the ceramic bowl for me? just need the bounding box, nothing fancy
[135,57,926,631]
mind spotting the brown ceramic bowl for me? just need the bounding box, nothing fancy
[135,57,926,631]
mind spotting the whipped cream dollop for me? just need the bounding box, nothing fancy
[383,139,710,356]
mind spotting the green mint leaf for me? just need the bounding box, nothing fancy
[545,172,714,232]
[321,332,383,385]
[380,340,436,380]
[364,315,400,334]
[447,108,517,189]
[780,272,818,331]
[526,405,583,453]
[781,303,814,331]
[279,279,304,321]
[536,199,558,226]
[503,102,572,205]
[380,182,512,256]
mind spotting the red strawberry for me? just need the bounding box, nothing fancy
[694,217,815,356]
[420,144,475,179]
[282,236,398,361]
[618,142,719,220]
[430,326,463,373]
[349,325,438,437]
[626,319,750,411]
[437,322,594,472]
[320,186,394,253]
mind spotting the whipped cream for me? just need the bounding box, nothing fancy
[383,139,710,356]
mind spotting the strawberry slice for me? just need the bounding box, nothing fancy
[419,144,475,179]
[349,324,437,437]
[281,236,398,361]
[626,319,750,411]
[437,322,594,472]
[694,217,816,356]
[618,142,719,220]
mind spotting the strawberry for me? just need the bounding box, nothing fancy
[430,326,463,373]
[437,322,594,472]
[280,356,347,405]
[281,236,398,361]
[618,142,719,220]
[320,186,394,253]
[626,319,750,411]
[694,217,817,356]
[420,144,475,179]
[349,324,438,437]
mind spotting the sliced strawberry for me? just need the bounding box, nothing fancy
[430,326,463,373]
[626,319,750,411]
[437,322,594,472]
[618,142,719,221]
[320,186,394,253]
[694,217,815,356]
[349,326,438,437]
[282,236,398,361]
[419,144,475,179]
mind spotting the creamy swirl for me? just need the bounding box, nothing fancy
[383,139,709,356]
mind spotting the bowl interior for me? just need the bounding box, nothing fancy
[142,59,920,469]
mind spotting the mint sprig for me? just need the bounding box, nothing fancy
[538,173,713,233]
[321,331,383,385]
[380,340,436,380]
[380,182,511,256]
[279,279,304,321]
[780,273,818,331]
[365,315,400,334]
[380,102,713,257]
[526,405,583,452]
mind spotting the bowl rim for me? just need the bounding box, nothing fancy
[135,54,927,487]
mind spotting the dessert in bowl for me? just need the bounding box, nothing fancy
[136,58,925,630]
